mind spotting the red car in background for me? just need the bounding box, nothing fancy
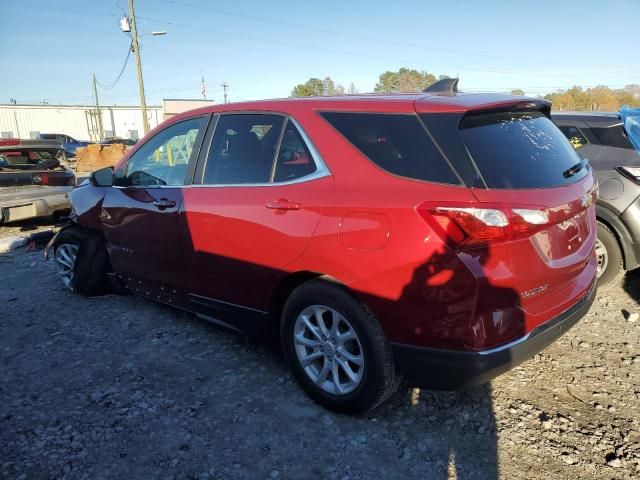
[48,80,598,413]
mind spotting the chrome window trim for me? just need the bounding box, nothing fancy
[113,170,331,189]
[289,116,330,177]
[112,112,332,189]
[188,168,330,188]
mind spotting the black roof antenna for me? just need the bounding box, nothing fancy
[423,77,459,95]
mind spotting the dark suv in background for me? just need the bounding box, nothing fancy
[553,112,640,285]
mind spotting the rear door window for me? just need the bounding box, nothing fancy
[558,125,589,150]
[321,112,460,185]
[459,111,587,189]
[273,121,317,182]
[203,114,285,184]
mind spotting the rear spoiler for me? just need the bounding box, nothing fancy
[464,99,552,119]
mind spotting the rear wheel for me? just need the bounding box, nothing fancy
[53,227,110,295]
[281,279,398,413]
[596,221,623,287]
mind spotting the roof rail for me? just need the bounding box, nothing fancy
[423,78,459,95]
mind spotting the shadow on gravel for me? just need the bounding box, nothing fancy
[0,252,502,480]
[1,215,60,232]
[5,191,522,478]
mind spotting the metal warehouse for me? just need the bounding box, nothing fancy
[0,99,213,142]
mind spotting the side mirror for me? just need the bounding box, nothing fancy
[90,166,114,187]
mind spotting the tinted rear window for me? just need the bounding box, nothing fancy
[460,111,587,189]
[590,125,634,149]
[321,112,460,185]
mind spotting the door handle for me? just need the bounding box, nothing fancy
[266,199,301,210]
[153,198,176,210]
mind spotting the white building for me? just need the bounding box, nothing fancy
[0,103,163,142]
[0,99,213,142]
[162,99,214,120]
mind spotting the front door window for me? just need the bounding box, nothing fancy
[124,117,206,186]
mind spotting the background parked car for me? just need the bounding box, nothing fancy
[0,139,75,223]
[38,133,90,158]
[99,136,138,146]
[553,111,640,285]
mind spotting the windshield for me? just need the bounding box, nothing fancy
[621,106,640,152]
[459,111,588,189]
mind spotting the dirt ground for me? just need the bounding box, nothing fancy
[1,219,639,480]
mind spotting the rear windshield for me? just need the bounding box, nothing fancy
[460,111,587,189]
[321,112,460,185]
[590,125,634,150]
[0,149,59,169]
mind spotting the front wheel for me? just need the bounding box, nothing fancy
[53,227,110,295]
[281,279,399,414]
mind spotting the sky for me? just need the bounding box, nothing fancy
[1,0,638,106]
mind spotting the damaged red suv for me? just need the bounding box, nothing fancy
[48,80,598,413]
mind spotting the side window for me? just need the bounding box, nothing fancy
[203,114,284,184]
[273,121,317,182]
[321,112,460,185]
[558,125,588,150]
[124,117,205,187]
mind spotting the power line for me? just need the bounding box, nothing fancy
[168,0,639,72]
[95,42,133,90]
[136,14,635,80]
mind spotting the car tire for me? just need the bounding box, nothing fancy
[596,221,623,287]
[53,227,111,295]
[281,278,399,414]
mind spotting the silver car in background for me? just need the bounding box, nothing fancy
[0,139,76,223]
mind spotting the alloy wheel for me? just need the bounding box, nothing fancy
[293,305,365,395]
[54,243,79,289]
[595,238,608,278]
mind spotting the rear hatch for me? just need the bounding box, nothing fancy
[0,147,75,187]
[418,99,597,332]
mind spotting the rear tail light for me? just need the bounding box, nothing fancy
[417,202,549,249]
[0,139,20,146]
[32,173,75,187]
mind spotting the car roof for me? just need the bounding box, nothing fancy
[551,111,621,127]
[179,92,549,117]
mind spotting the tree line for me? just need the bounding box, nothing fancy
[290,68,640,112]
[542,85,640,111]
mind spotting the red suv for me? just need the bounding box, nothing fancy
[48,84,598,413]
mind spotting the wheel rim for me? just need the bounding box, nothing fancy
[54,243,78,289]
[293,305,364,395]
[595,238,608,278]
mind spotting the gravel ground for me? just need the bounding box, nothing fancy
[1,219,639,480]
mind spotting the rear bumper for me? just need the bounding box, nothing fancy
[0,187,72,222]
[392,279,597,390]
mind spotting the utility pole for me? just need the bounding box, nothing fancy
[92,74,104,141]
[221,82,229,104]
[128,0,150,134]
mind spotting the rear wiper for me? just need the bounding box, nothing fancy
[563,159,587,178]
